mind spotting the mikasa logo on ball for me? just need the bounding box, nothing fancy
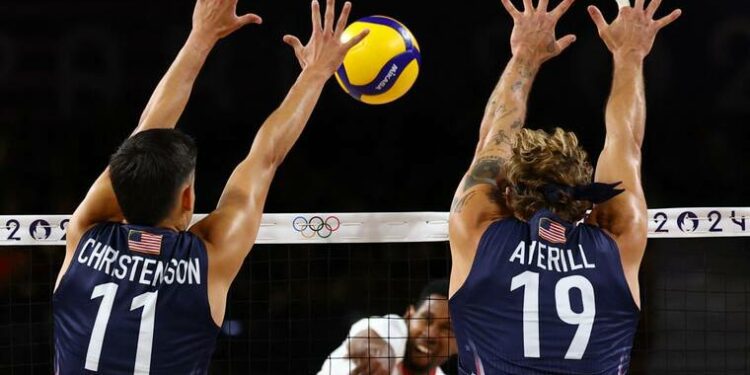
[376,64,399,91]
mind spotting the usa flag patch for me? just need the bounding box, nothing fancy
[539,218,567,244]
[128,230,163,255]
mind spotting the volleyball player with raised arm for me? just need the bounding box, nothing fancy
[448,0,680,373]
[52,0,368,372]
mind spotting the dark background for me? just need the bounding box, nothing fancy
[0,0,748,213]
[0,0,749,374]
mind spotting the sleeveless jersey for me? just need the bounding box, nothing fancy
[53,222,220,374]
[449,209,640,375]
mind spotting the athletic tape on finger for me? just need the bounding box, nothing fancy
[615,0,630,8]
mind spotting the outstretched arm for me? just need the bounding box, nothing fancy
[136,1,261,133]
[65,0,261,249]
[57,0,260,292]
[586,0,681,306]
[448,0,576,296]
[190,0,368,316]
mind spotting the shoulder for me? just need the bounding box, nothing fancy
[582,213,646,256]
[180,229,208,248]
[476,217,526,247]
[587,195,648,252]
[453,216,523,245]
[67,221,118,249]
[577,222,617,244]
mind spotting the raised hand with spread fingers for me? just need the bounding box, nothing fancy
[588,0,681,60]
[586,0,682,314]
[283,0,369,75]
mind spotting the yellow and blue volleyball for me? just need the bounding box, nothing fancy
[335,16,421,105]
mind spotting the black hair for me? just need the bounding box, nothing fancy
[414,278,450,310]
[109,129,197,226]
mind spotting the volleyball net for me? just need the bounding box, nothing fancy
[2,208,750,246]
[0,208,748,374]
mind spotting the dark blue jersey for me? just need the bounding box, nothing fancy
[449,209,640,375]
[53,222,220,374]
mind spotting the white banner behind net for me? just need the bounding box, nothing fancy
[1,208,748,246]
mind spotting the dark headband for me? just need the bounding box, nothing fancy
[515,181,624,204]
[542,182,625,204]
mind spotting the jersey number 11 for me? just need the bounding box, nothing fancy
[85,282,158,373]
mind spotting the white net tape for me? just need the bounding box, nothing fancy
[1,208,748,246]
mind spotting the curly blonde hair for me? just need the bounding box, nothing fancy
[505,128,593,222]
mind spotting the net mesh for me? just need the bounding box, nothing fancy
[1,237,749,374]
[634,238,750,374]
[212,242,453,374]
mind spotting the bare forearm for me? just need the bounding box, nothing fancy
[606,53,646,146]
[135,32,217,134]
[248,68,328,166]
[478,54,541,148]
[200,69,329,269]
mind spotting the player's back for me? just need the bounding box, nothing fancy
[449,209,640,375]
[53,222,219,374]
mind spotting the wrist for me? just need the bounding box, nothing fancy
[511,48,545,69]
[299,66,332,84]
[187,30,219,52]
[613,50,646,65]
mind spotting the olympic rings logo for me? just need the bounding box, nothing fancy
[292,216,341,238]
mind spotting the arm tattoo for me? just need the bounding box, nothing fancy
[511,59,536,93]
[491,130,513,147]
[451,190,478,213]
[463,155,506,192]
[517,59,535,79]
[493,104,518,120]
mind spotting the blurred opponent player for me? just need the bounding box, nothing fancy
[448,0,680,373]
[318,279,457,375]
[52,0,368,373]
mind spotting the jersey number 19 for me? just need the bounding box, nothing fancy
[510,271,595,360]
